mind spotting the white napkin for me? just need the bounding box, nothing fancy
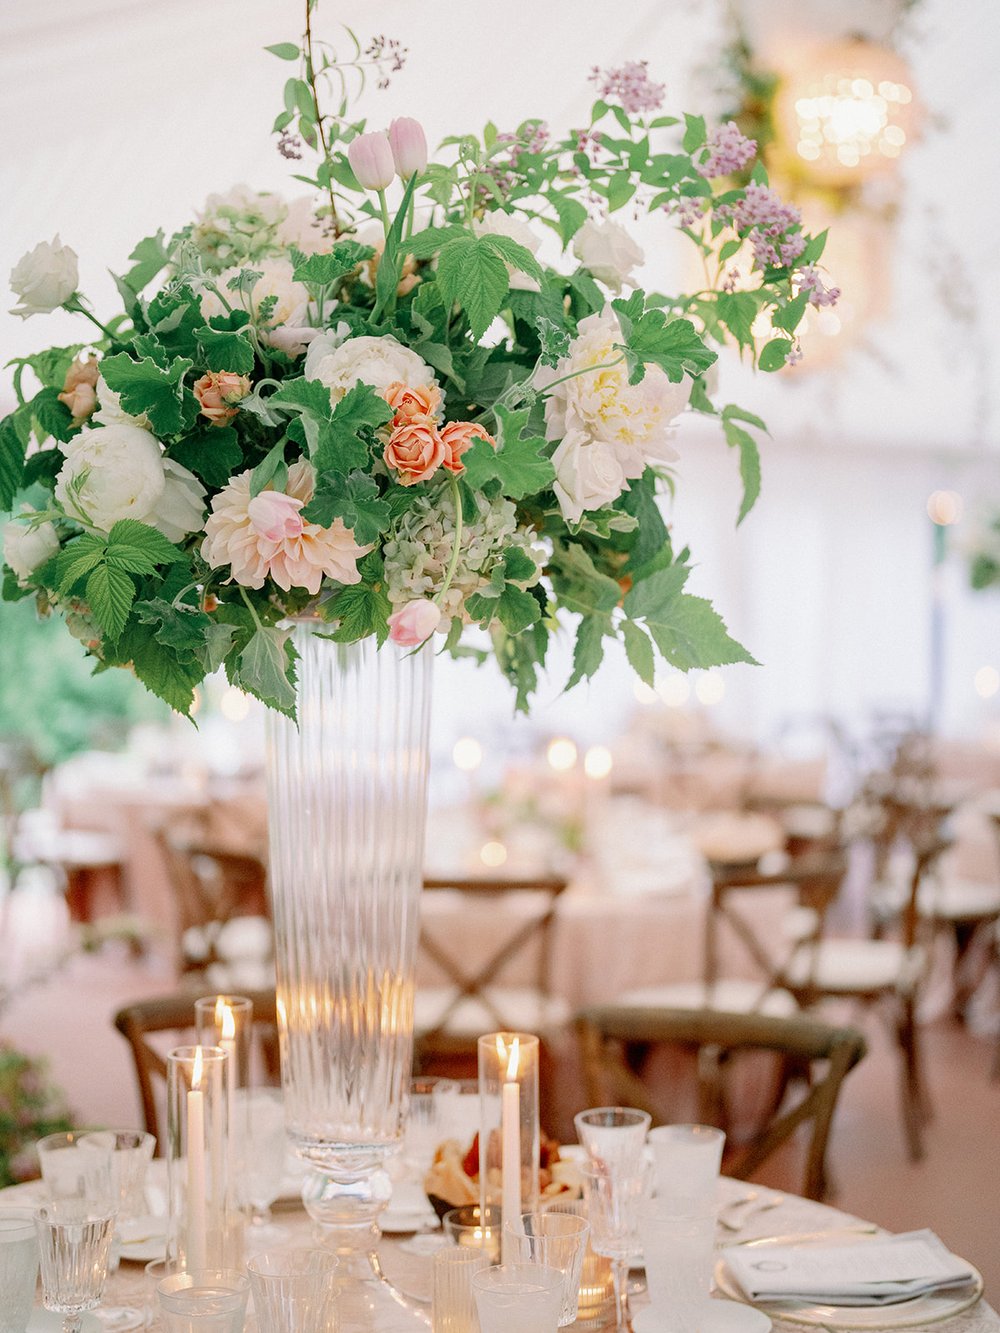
[723,1230,975,1306]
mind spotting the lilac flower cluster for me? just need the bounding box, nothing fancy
[697,121,757,179]
[717,183,805,270]
[277,130,303,160]
[590,60,665,115]
[673,195,707,229]
[480,120,551,200]
[797,264,841,308]
[364,34,408,89]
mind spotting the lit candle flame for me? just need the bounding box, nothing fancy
[496,1033,520,1081]
[218,1001,236,1042]
[191,1046,204,1090]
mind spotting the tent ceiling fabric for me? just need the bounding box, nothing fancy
[0,0,997,451]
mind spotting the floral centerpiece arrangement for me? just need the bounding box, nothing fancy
[1,21,838,717]
[0,1045,72,1187]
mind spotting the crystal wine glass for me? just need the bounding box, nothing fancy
[579,1158,650,1332]
[35,1200,118,1333]
[80,1130,156,1332]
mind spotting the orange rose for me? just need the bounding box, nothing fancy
[384,419,446,485]
[384,381,442,425]
[440,421,496,475]
[58,355,99,423]
[193,371,252,427]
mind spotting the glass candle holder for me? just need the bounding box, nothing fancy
[503,1211,590,1327]
[443,1205,502,1263]
[433,1244,488,1333]
[477,1033,539,1263]
[195,996,253,1223]
[157,1270,249,1333]
[166,1046,236,1273]
[247,1249,339,1333]
[472,1262,562,1333]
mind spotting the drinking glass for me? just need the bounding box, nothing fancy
[646,1124,724,1215]
[37,1131,115,1205]
[157,1270,250,1333]
[637,1201,716,1330]
[80,1130,156,1331]
[0,1212,39,1333]
[35,1201,118,1333]
[472,1263,562,1333]
[403,1076,460,1178]
[579,1159,649,1332]
[442,1205,502,1262]
[432,1245,487,1333]
[239,1087,290,1249]
[144,1259,183,1330]
[574,1108,650,1173]
[502,1211,590,1327]
[247,1249,339,1333]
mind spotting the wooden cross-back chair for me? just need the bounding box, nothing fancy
[576,1004,867,1201]
[414,875,571,1113]
[113,989,279,1147]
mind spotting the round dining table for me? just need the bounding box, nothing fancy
[1,1174,994,1332]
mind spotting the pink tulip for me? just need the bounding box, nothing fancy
[387,598,442,647]
[388,117,428,178]
[347,131,396,191]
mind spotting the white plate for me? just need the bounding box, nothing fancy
[715,1231,984,1329]
[117,1214,169,1264]
[635,1302,771,1333]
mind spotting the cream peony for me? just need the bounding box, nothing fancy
[200,259,316,356]
[9,236,79,318]
[201,459,367,594]
[572,218,645,293]
[2,518,60,580]
[539,306,690,482]
[55,423,167,531]
[474,211,542,292]
[305,332,435,404]
[551,429,628,524]
[53,422,204,539]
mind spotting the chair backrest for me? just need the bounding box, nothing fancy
[113,989,279,1146]
[703,851,848,1003]
[154,828,270,972]
[576,1004,866,1200]
[418,874,569,1037]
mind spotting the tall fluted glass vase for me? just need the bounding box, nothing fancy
[265,623,432,1262]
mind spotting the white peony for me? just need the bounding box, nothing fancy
[572,218,645,293]
[474,211,543,292]
[538,306,690,481]
[551,429,628,524]
[2,518,60,579]
[156,459,207,543]
[9,236,79,319]
[55,423,166,532]
[305,331,435,404]
[200,259,316,356]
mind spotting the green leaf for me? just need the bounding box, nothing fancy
[86,563,135,639]
[29,387,74,444]
[460,405,555,500]
[548,193,588,245]
[466,584,541,635]
[800,229,828,265]
[622,619,656,685]
[56,535,106,593]
[454,239,510,340]
[716,292,760,349]
[624,566,756,669]
[612,298,717,384]
[566,614,610,689]
[721,404,768,432]
[550,543,622,618]
[758,338,792,372]
[237,626,297,716]
[169,426,243,488]
[477,232,544,285]
[265,41,300,60]
[722,420,762,524]
[109,621,203,715]
[0,416,26,510]
[100,353,193,434]
[195,325,256,375]
[683,113,707,153]
[372,172,418,322]
[292,242,373,286]
[121,231,170,293]
[606,171,636,213]
[303,469,390,544]
[105,519,183,573]
[321,580,392,646]
[313,382,394,475]
[771,292,809,335]
[405,225,469,260]
[621,471,669,573]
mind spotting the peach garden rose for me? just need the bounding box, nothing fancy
[383,419,446,485]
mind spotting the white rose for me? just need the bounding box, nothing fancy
[474,211,543,292]
[94,375,151,430]
[200,259,314,354]
[539,307,689,479]
[155,459,207,542]
[572,219,645,293]
[551,429,628,524]
[9,236,79,319]
[55,423,166,533]
[305,332,435,404]
[2,518,60,579]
